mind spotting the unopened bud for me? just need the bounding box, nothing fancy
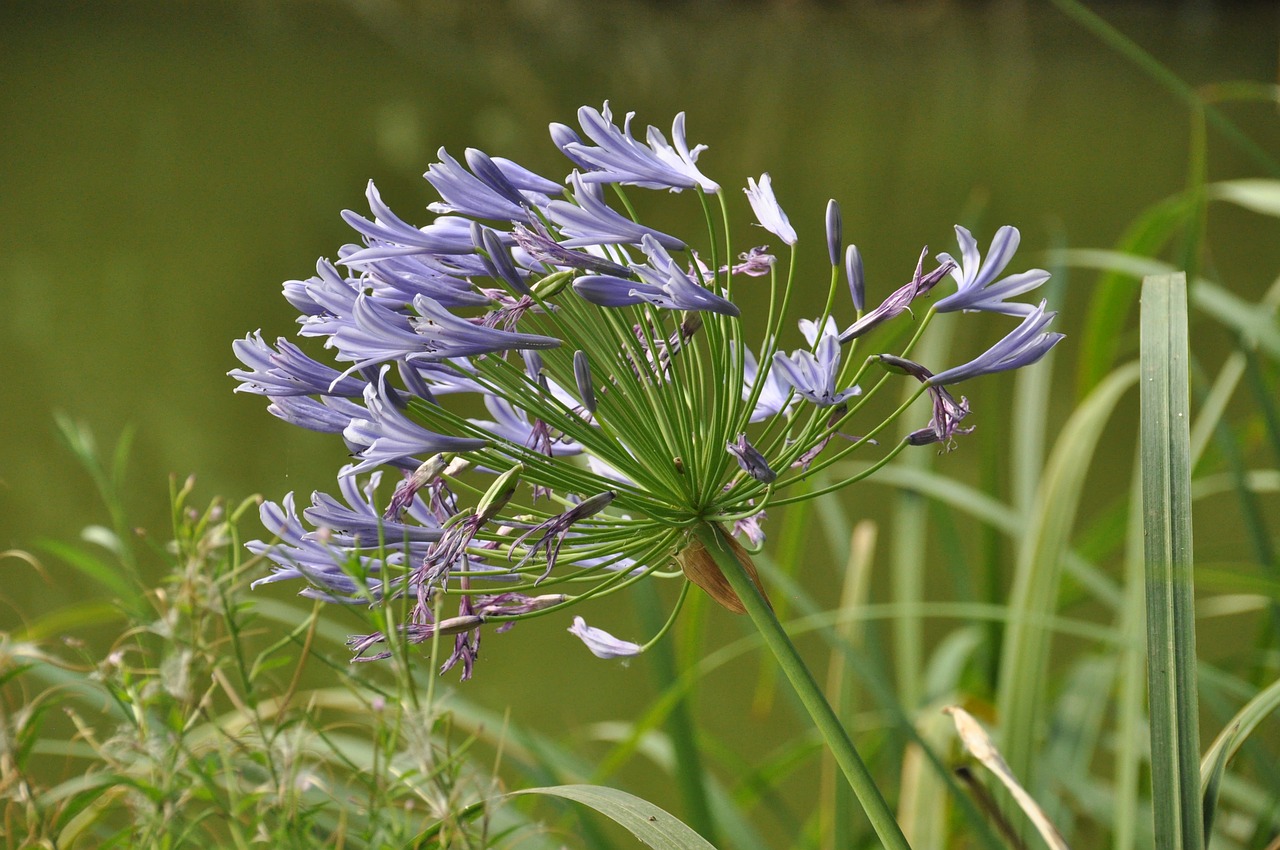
[826,199,842,267]
[532,269,575,298]
[573,350,597,413]
[477,463,523,520]
[845,244,865,312]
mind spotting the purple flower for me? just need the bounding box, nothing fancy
[248,493,392,602]
[267,395,365,434]
[425,148,532,221]
[304,464,444,551]
[907,387,973,448]
[512,491,616,581]
[744,174,797,246]
[469,395,583,457]
[475,225,531,294]
[231,333,368,398]
[343,371,488,475]
[340,181,476,261]
[727,434,776,483]
[725,246,776,277]
[742,345,796,422]
[511,221,633,276]
[562,103,719,193]
[934,225,1049,316]
[348,615,484,663]
[568,616,644,659]
[573,350,597,414]
[546,173,685,251]
[838,248,953,343]
[733,510,767,548]
[573,235,738,316]
[773,318,860,406]
[875,355,975,448]
[928,301,1063,385]
[327,293,560,373]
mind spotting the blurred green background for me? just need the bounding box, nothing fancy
[2,0,1279,821]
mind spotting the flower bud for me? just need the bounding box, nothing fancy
[825,199,842,267]
[573,350,597,413]
[532,269,575,298]
[845,244,865,311]
[478,464,523,521]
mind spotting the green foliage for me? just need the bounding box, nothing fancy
[1,460,512,849]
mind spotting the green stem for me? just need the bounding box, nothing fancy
[692,522,912,850]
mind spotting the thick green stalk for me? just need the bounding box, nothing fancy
[693,523,912,850]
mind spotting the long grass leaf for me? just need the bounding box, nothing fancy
[1200,676,1280,840]
[1113,459,1146,850]
[995,361,1140,802]
[507,785,718,849]
[1139,272,1204,850]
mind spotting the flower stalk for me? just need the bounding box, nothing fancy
[693,522,912,850]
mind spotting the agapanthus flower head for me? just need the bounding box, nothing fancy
[235,104,1062,678]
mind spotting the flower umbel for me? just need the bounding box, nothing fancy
[236,105,1062,678]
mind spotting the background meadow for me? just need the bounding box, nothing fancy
[3,1,1280,847]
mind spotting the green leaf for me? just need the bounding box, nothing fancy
[996,360,1140,801]
[36,539,145,613]
[509,785,718,849]
[1206,179,1280,218]
[1190,283,1280,359]
[1140,272,1204,850]
[1200,676,1280,840]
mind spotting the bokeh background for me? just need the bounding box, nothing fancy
[3,0,1279,833]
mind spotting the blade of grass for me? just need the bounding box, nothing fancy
[1113,456,1146,850]
[1200,676,1280,840]
[821,520,877,850]
[996,361,1140,806]
[636,581,717,844]
[1139,272,1204,850]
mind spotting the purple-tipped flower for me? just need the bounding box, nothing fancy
[876,355,975,448]
[340,182,476,263]
[826,200,842,266]
[838,248,953,343]
[343,371,488,474]
[329,293,560,373]
[564,104,719,193]
[727,434,776,483]
[547,173,686,251]
[929,301,1063,385]
[512,490,616,581]
[573,235,739,316]
[511,222,633,276]
[934,225,1049,316]
[745,174,797,246]
[425,148,532,221]
[477,225,531,294]
[267,395,366,434]
[726,246,776,277]
[773,318,860,406]
[845,244,865,312]
[231,333,368,398]
[568,616,643,659]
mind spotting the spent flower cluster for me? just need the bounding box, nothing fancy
[234,104,1062,677]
